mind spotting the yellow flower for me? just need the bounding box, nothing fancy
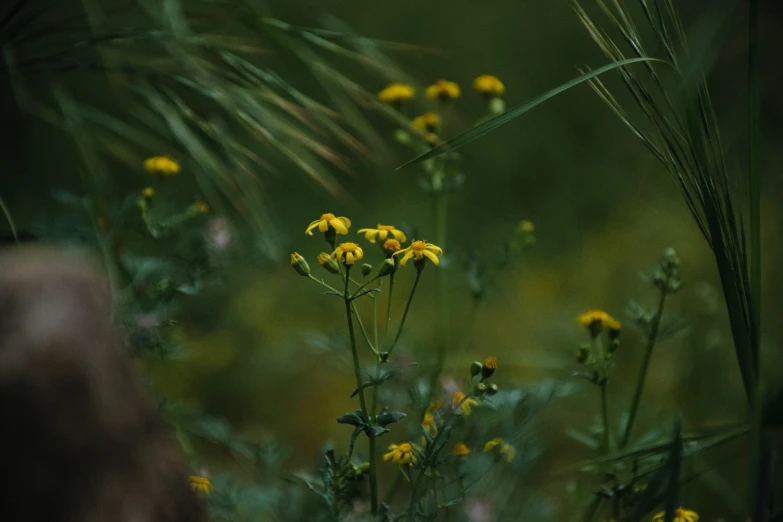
[290,252,310,276]
[483,438,515,462]
[426,79,461,100]
[473,75,505,97]
[453,443,471,456]
[377,82,415,103]
[422,412,437,435]
[190,475,215,495]
[357,224,407,244]
[194,200,209,214]
[394,239,443,266]
[383,442,418,465]
[482,356,497,379]
[576,310,620,335]
[142,187,155,199]
[652,508,699,522]
[305,213,352,236]
[453,391,479,415]
[411,112,441,132]
[144,156,180,175]
[382,238,402,256]
[332,242,364,265]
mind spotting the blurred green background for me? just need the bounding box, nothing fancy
[1,0,781,518]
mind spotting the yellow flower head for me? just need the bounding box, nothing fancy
[358,224,407,244]
[190,475,215,496]
[383,442,418,465]
[426,79,461,101]
[144,156,180,175]
[194,200,209,214]
[412,112,441,132]
[483,438,515,462]
[305,213,352,236]
[473,75,505,97]
[652,508,699,522]
[422,412,438,435]
[576,310,620,336]
[377,82,415,103]
[453,391,479,415]
[332,242,364,265]
[453,442,471,456]
[394,240,443,267]
[142,187,155,199]
[382,238,402,256]
[482,356,497,379]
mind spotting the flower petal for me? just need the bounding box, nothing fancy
[364,231,376,243]
[339,216,352,228]
[355,247,364,260]
[346,252,354,265]
[400,251,414,266]
[422,250,440,265]
[392,229,407,242]
[330,218,348,234]
[426,244,443,255]
[379,229,388,241]
[318,220,329,232]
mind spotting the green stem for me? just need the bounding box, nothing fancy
[342,266,376,513]
[382,272,395,350]
[620,286,668,449]
[388,270,423,356]
[433,191,449,368]
[594,335,613,453]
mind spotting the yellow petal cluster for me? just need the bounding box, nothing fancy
[377,82,415,103]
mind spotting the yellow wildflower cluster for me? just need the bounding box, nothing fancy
[300,213,443,269]
[143,155,180,175]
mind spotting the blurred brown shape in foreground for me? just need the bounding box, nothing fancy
[0,247,206,522]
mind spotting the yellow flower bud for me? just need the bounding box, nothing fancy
[318,252,340,274]
[481,357,497,380]
[290,252,310,276]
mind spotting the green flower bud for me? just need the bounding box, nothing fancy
[317,252,340,274]
[377,258,396,277]
[290,252,310,276]
[361,263,373,277]
[486,383,499,396]
[394,129,412,144]
[470,361,483,377]
[473,382,487,397]
[575,345,590,364]
[489,97,506,115]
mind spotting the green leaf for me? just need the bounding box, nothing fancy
[397,57,667,169]
[336,410,365,427]
[376,408,407,428]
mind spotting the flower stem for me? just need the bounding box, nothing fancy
[381,272,395,350]
[433,191,449,368]
[388,270,422,356]
[619,285,668,449]
[593,335,613,453]
[342,266,377,513]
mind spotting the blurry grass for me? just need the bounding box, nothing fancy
[1,0,431,256]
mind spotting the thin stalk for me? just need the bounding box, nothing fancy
[342,266,376,513]
[382,272,395,349]
[620,285,668,449]
[433,191,449,368]
[594,334,613,453]
[388,269,423,356]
